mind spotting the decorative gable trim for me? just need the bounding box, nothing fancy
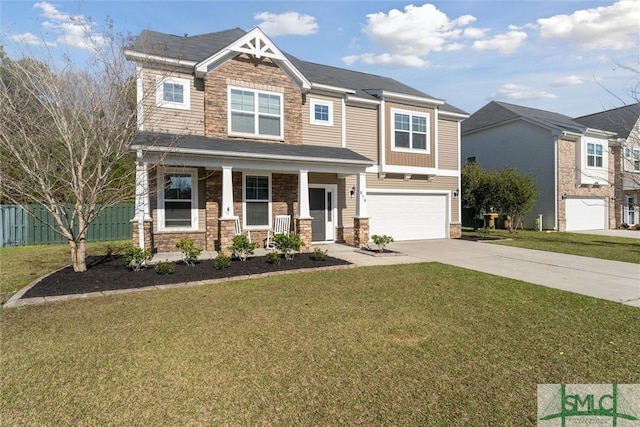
[195,27,311,90]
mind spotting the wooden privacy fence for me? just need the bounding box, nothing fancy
[0,204,135,247]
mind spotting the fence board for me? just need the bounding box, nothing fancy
[1,204,134,247]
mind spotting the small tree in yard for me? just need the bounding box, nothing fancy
[493,167,538,232]
[462,162,499,230]
[0,29,138,272]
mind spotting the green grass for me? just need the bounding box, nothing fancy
[465,228,640,263]
[0,240,130,304]
[2,260,639,425]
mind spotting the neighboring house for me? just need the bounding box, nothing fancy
[124,27,467,253]
[461,101,615,231]
[574,103,640,227]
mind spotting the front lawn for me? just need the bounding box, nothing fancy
[464,228,640,263]
[2,263,638,425]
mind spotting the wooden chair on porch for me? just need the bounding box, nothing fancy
[266,215,291,249]
[234,217,251,243]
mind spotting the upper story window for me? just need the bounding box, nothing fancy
[229,87,282,139]
[391,108,429,153]
[634,149,640,171]
[310,99,333,126]
[156,77,190,110]
[587,142,603,168]
[157,167,198,231]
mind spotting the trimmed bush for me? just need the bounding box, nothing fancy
[213,253,232,270]
[175,237,202,267]
[154,261,175,275]
[123,246,152,272]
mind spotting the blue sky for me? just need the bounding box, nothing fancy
[1,0,638,117]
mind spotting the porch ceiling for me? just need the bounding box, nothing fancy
[131,131,373,174]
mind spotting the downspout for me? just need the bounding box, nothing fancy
[379,98,386,174]
[554,133,561,231]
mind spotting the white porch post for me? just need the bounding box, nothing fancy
[355,172,368,218]
[221,166,235,218]
[134,152,151,249]
[298,170,311,218]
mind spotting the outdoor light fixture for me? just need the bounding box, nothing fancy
[561,193,568,200]
[453,189,459,198]
[350,186,356,198]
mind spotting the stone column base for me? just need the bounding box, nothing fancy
[449,223,462,239]
[218,218,237,255]
[296,218,312,252]
[132,219,153,250]
[353,217,369,249]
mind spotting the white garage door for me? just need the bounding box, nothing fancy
[368,192,448,241]
[565,197,607,231]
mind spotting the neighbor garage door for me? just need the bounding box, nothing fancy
[367,192,448,241]
[565,197,607,231]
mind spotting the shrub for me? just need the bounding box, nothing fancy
[123,246,152,272]
[154,261,175,275]
[228,234,258,261]
[213,253,232,270]
[311,247,328,261]
[175,237,202,267]
[371,234,394,252]
[274,233,304,260]
[267,251,282,265]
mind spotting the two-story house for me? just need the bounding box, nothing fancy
[124,27,467,254]
[574,103,640,227]
[461,101,615,231]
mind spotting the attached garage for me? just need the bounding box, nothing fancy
[565,197,607,231]
[367,191,448,241]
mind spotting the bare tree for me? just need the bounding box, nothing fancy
[0,33,138,271]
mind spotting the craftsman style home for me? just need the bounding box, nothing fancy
[462,101,616,231]
[125,27,467,253]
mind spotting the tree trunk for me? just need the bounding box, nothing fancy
[69,239,87,272]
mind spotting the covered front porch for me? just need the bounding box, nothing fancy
[131,132,374,253]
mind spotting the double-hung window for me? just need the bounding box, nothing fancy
[310,99,333,126]
[229,87,282,138]
[392,109,429,152]
[587,142,603,168]
[158,168,198,231]
[244,174,270,228]
[156,77,190,110]
[634,149,640,171]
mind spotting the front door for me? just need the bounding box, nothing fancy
[628,197,636,225]
[309,186,336,242]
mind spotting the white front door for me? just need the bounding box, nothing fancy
[309,185,337,242]
[627,197,636,225]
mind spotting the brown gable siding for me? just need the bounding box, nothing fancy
[142,69,205,135]
[204,55,303,144]
[346,105,379,164]
[302,94,342,147]
[385,102,436,168]
[437,119,459,170]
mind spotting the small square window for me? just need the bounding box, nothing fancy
[310,99,333,126]
[156,77,190,110]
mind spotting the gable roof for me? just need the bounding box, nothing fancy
[462,101,586,135]
[126,28,466,115]
[574,103,640,140]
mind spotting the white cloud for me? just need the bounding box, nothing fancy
[495,83,557,100]
[362,4,478,56]
[463,27,489,39]
[342,53,430,68]
[254,12,318,36]
[27,1,105,50]
[9,32,55,47]
[553,75,585,86]
[473,31,527,54]
[537,0,639,50]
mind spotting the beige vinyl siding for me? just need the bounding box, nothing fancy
[385,102,436,168]
[367,173,459,221]
[438,119,459,170]
[302,94,342,147]
[339,175,357,227]
[142,68,205,135]
[345,105,379,163]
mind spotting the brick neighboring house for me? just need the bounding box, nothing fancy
[125,27,467,253]
[461,101,616,231]
[574,103,640,227]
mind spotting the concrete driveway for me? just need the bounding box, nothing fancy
[328,239,640,307]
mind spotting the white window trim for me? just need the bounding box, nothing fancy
[242,172,272,230]
[228,86,284,140]
[156,76,191,110]
[157,167,199,232]
[309,98,334,126]
[633,149,640,171]
[390,108,430,154]
[586,142,604,169]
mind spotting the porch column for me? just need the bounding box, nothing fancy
[354,172,369,248]
[133,154,152,250]
[221,166,234,218]
[296,169,312,251]
[355,172,368,218]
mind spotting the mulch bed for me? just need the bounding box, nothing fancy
[23,254,351,299]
